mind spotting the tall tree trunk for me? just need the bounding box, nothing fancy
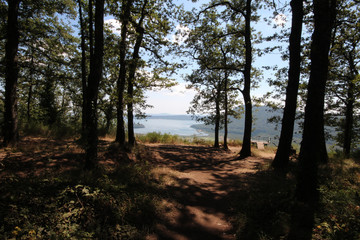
[3,0,21,147]
[116,0,132,145]
[224,72,229,150]
[343,92,354,157]
[88,0,94,59]
[296,0,336,204]
[289,1,336,237]
[343,56,358,157]
[239,0,253,158]
[272,0,303,169]
[78,0,87,137]
[127,0,147,147]
[214,87,220,148]
[84,0,104,169]
[27,54,34,122]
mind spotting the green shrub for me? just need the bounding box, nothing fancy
[22,121,78,139]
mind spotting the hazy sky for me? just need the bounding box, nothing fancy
[105,0,290,115]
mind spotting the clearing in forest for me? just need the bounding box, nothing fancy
[146,144,275,240]
[0,138,280,239]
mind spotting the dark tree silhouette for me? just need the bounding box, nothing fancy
[289,0,337,238]
[116,0,133,146]
[3,0,21,147]
[77,0,88,137]
[84,0,104,169]
[239,0,253,158]
[127,0,148,147]
[272,0,304,169]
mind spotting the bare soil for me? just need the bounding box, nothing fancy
[146,144,274,240]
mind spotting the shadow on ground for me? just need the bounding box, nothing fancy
[147,144,297,240]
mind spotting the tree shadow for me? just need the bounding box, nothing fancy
[147,144,303,239]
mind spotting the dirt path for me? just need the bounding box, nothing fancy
[146,144,274,240]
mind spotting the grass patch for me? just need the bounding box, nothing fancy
[136,132,215,146]
[137,132,180,144]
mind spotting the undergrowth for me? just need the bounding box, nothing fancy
[136,132,215,146]
[314,158,360,239]
[0,163,162,239]
[136,132,242,147]
[232,157,360,240]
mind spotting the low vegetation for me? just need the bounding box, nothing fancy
[1,136,359,239]
[231,155,360,239]
[0,138,163,239]
[136,132,223,146]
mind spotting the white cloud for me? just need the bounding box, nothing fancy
[145,82,197,114]
[105,19,121,35]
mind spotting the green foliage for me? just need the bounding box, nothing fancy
[22,121,79,139]
[314,158,360,239]
[137,132,180,144]
[0,164,161,239]
[136,132,217,146]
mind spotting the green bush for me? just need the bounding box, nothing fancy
[137,132,180,144]
[22,121,78,139]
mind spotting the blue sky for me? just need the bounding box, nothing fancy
[105,0,290,115]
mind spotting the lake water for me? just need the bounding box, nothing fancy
[134,118,208,136]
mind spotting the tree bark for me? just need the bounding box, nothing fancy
[84,0,104,169]
[239,0,253,158]
[116,0,132,145]
[3,0,21,147]
[127,0,147,147]
[78,0,87,137]
[223,72,229,150]
[343,56,358,157]
[26,54,34,122]
[272,0,303,169]
[296,0,336,204]
[214,86,221,148]
[289,1,336,237]
[88,0,94,59]
[343,90,353,157]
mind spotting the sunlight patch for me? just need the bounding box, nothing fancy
[105,18,121,35]
[274,14,287,27]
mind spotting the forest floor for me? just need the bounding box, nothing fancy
[6,137,359,239]
[145,144,276,240]
[0,137,283,239]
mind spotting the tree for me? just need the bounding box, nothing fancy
[110,0,178,147]
[238,0,254,158]
[296,0,337,204]
[196,0,258,157]
[83,0,104,169]
[272,0,304,169]
[326,0,360,157]
[77,0,88,136]
[187,69,226,148]
[185,2,255,151]
[115,0,133,145]
[3,0,21,146]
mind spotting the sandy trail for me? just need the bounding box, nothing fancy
[146,144,274,240]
